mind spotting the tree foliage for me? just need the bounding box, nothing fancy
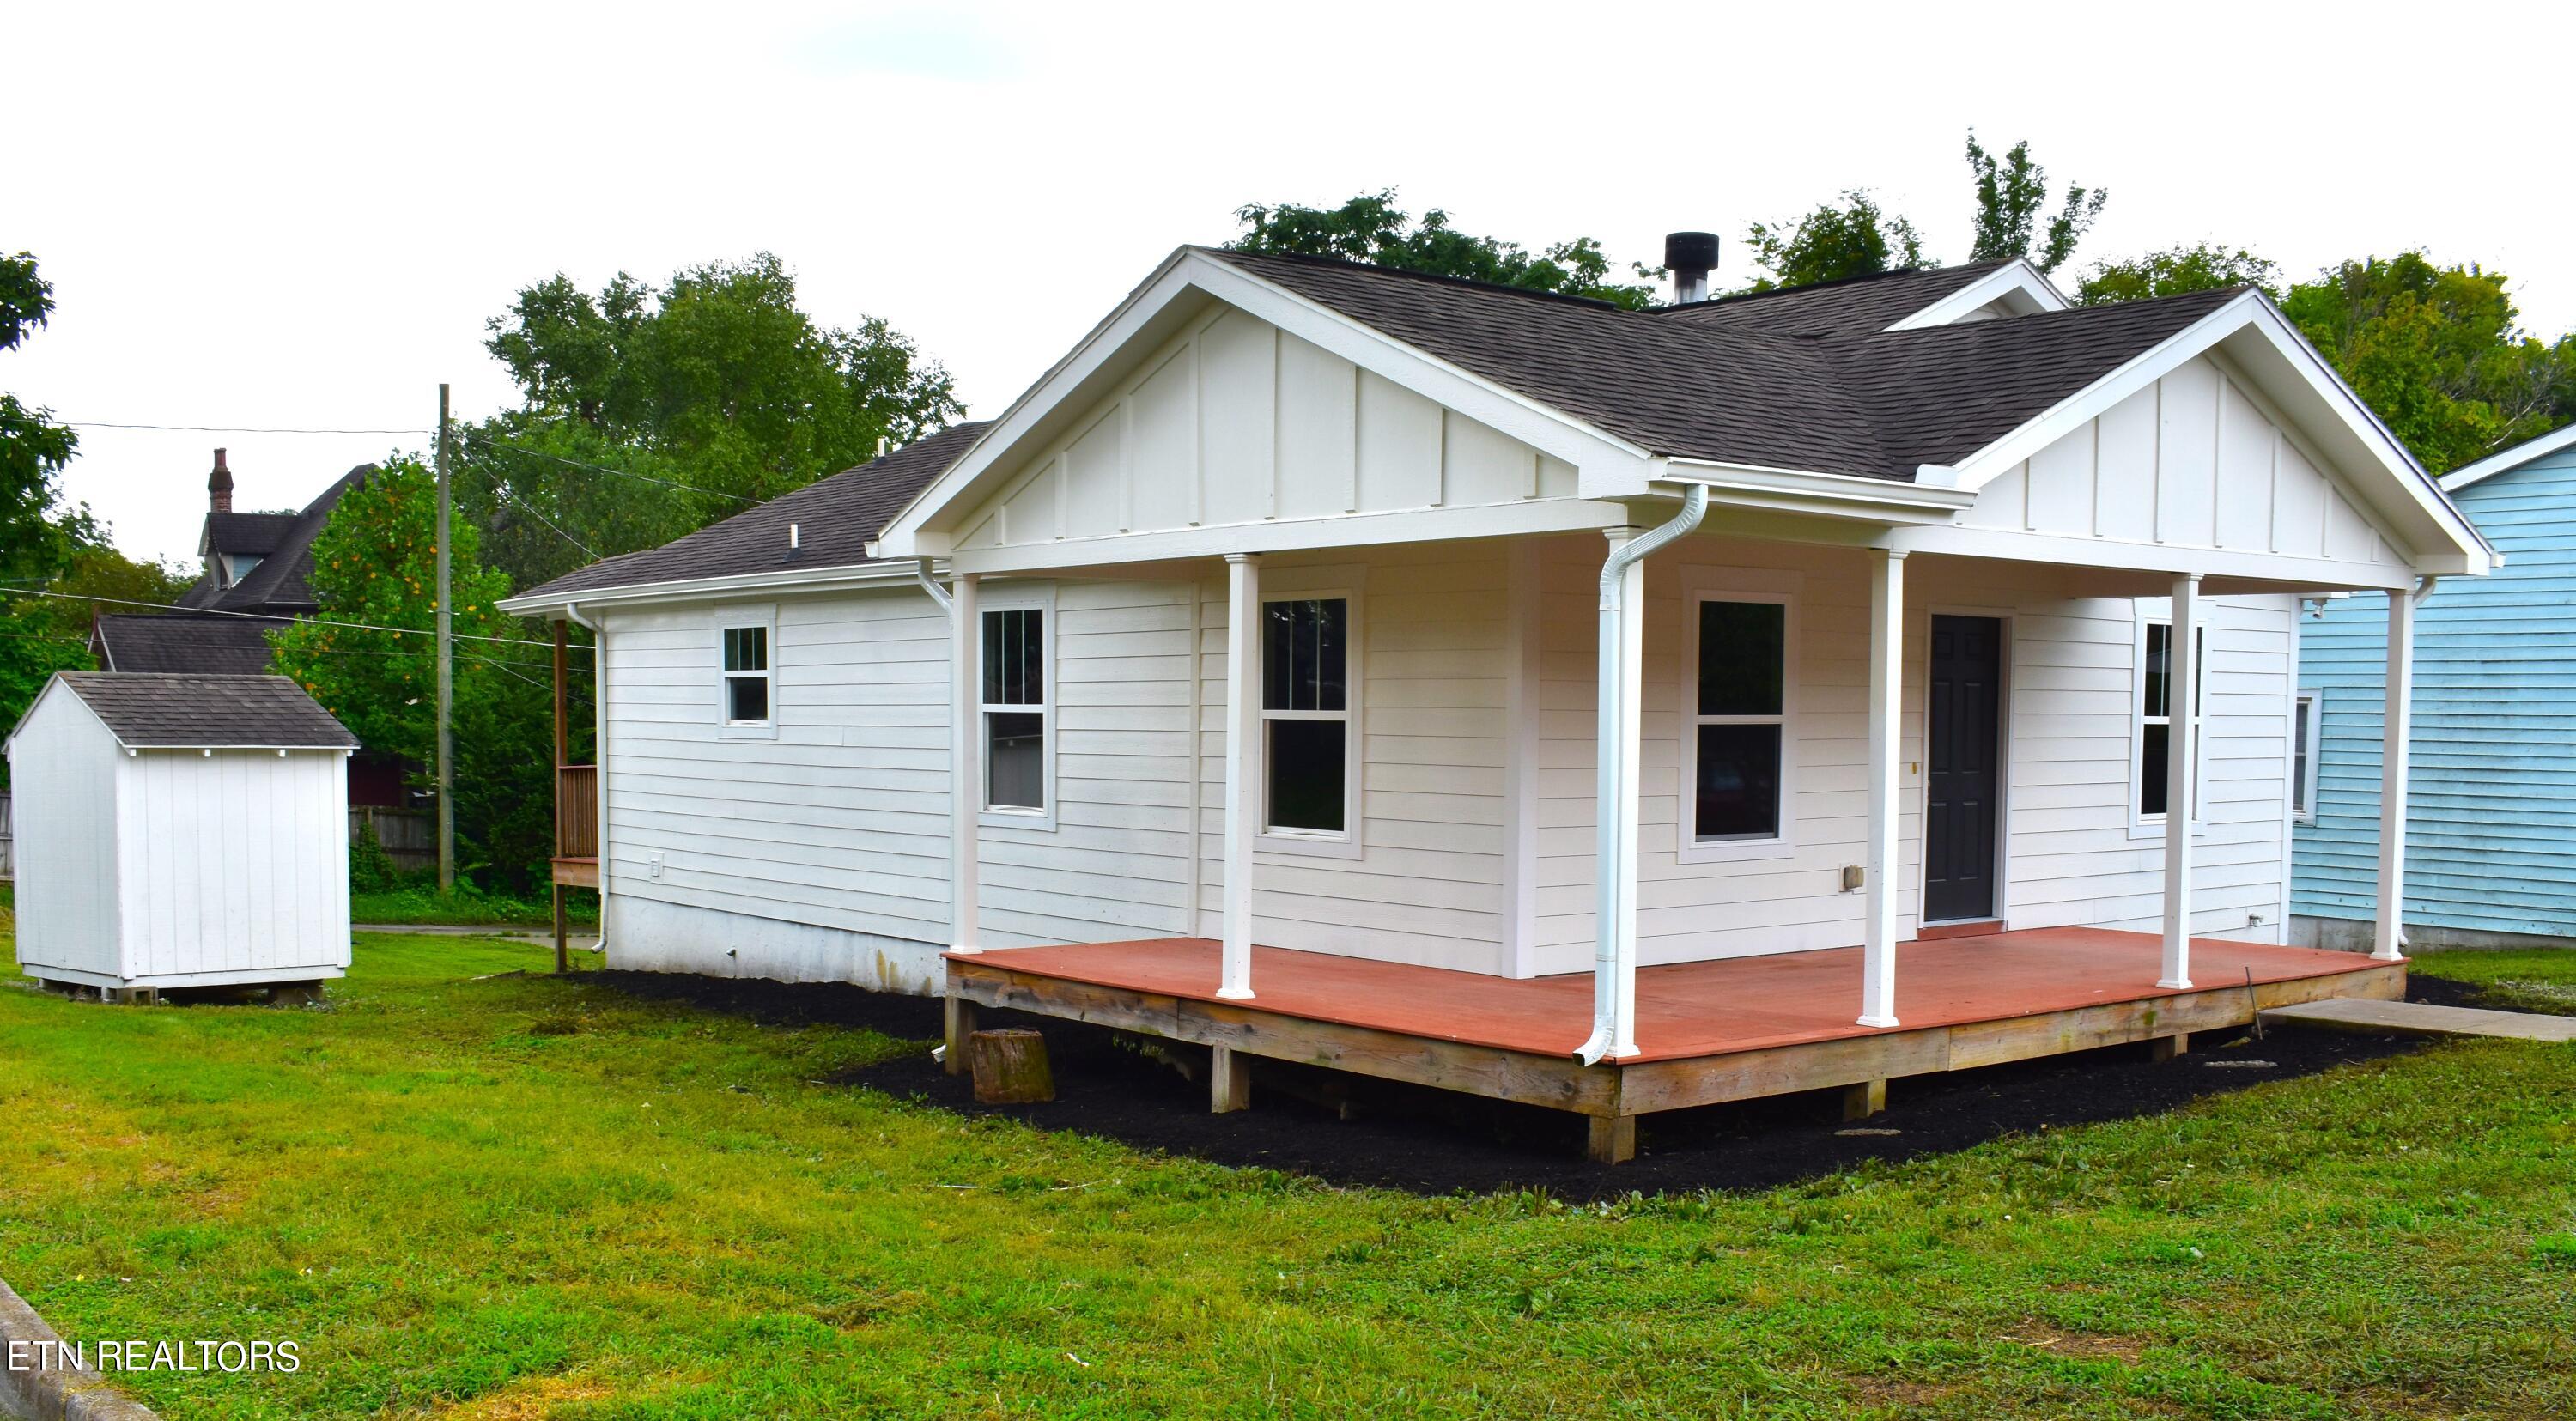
[268,458,574,893]
[2282,253,2576,474]
[2075,244,2281,306]
[1740,191,1929,292]
[471,252,963,588]
[1964,131,2107,274]
[1230,191,1659,309]
[0,252,88,586]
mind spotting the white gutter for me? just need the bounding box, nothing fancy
[1576,483,1709,1066]
[565,601,608,956]
[496,561,921,616]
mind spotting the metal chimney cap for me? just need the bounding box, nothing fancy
[1664,231,1721,270]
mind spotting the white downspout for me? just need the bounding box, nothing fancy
[565,601,608,956]
[1575,483,1709,1065]
[912,557,953,614]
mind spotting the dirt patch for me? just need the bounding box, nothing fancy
[587,968,2464,1201]
[1844,1374,1956,1410]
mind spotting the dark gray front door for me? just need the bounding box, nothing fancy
[1924,615,2002,923]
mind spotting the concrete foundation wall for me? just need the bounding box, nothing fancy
[605,894,944,995]
[2290,913,2574,954]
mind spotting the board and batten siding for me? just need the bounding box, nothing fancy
[2294,443,2576,938]
[953,305,1577,551]
[1964,354,2415,573]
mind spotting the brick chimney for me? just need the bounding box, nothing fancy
[209,447,234,513]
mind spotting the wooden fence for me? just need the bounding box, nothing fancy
[350,805,435,876]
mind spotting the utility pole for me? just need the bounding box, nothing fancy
[435,383,455,893]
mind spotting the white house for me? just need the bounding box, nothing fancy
[504,240,2488,1159]
[6,671,357,1001]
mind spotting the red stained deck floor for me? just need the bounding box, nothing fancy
[952,929,2391,1063]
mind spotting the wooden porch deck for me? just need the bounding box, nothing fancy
[944,928,2404,1162]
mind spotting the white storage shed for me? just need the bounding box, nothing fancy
[5,671,358,998]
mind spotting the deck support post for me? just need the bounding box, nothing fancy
[943,992,975,1075]
[950,572,982,956]
[1218,553,1261,999]
[1841,1078,1888,1121]
[1860,549,1906,1028]
[2150,1031,2190,1062]
[2373,583,2419,962]
[1210,1043,1251,1113]
[2160,574,2202,990]
[1586,1115,1637,1165]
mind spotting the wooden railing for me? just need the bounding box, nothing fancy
[556,764,598,859]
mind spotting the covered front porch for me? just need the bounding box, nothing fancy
[945,926,2403,1162]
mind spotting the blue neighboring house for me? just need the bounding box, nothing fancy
[2293,422,2576,950]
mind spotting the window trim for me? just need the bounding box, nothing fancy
[2129,605,2208,838]
[1677,568,1801,865]
[714,605,777,740]
[1255,567,1364,861]
[2293,689,2322,824]
[976,585,1057,832]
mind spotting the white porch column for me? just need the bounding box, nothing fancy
[949,572,981,954]
[1591,526,1648,1059]
[1218,553,1261,999]
[2160,573,2201,989]
[1858,549,1906,1028]
[2373,583,2419,961]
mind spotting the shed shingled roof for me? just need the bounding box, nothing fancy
[46,671,358,750]
[512,421,993,604]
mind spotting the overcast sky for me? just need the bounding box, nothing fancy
[18,1,2573,568]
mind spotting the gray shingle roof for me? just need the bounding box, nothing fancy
[91,614,280,676]
[50,671,358,750]
[511,421,992,604]
[178,465,372,614]
[1655,263,2012,337]
[1208,247,2243,482]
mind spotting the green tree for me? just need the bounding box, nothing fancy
[269,458,569,892]
[1229,191,1660,309]
[2075,244,2281,305]
[2281,253,2576,474]
[1740,190,1929,292]
[471,252,962,587]
[1965,131,2106,273]
[0,252,88,586]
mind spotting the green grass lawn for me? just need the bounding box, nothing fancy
[1,928,2570,1420]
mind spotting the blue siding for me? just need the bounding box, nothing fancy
[2293,446,2576,933]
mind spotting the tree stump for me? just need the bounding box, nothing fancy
[969,1029,1055,1104]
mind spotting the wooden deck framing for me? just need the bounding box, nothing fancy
[945,933,2404,1163]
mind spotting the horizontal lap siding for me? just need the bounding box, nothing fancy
[604,594,957,946]
[1196,545,1510,971]
[2002,589,2293,941]
[603,581,1200,953]
[2294,451,2576,936]
[1533,537,2293,974]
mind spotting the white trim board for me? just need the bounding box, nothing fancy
[2440,422,2576,493]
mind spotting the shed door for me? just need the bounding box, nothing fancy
[1923,616,2002,924]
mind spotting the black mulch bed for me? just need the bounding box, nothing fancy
[592,968,2499,1202]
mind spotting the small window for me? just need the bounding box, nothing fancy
[1692,598,1788,841]
[981,606,1047,812]
[2139,621,2204,819]
[1261,597,1350,835]
[2293,690,2321,823]
[721,625,770,725]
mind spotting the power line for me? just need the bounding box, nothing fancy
[3,587,585,651]
[65,421,433,435]
[492,484,601,560]
[459,431,762,504]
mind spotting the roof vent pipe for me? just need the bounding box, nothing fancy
[1665,231,1719,305]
